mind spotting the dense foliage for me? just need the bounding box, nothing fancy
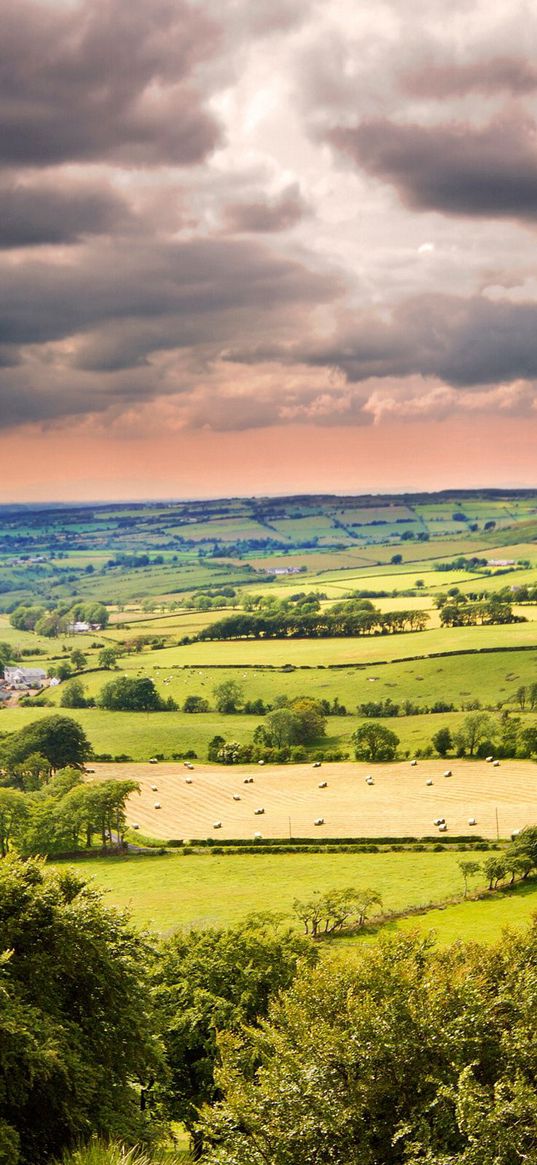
[0,857,160,1164]
[201,925,537,1165]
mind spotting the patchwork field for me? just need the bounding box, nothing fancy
[91,758,537,841]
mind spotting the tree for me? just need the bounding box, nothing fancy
[183,695,210,713]
[201,925,537,1165]
[2,716,91,772]
[293,887,382,937]
[98,676,176,712]
[453,711,497,757]
[60,678,88,708]
[0,856,160,1164]
[98,646,118,669]
[0,789,28,856]
[152,916,317,1154]
[352,722,399,762]
[70,648,87,671]
[458,860,481,898]
[483,855,506,889]
[432,726,452,757]
[288,697,326,743]
[264,708,301,749]
[213,681,243,713]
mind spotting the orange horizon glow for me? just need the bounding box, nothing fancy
[2,415,536,504]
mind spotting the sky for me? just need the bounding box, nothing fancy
[2,0,537,502]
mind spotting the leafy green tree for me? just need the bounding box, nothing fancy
[432,726,452,756]
[0,789,28,856]
[201,925,537,1165]
[183,695,210,713]
[264,708,301,749]
[70,648,87,671]
[98,646,118,669]
[453,711,497,757]
[352,721,399,762]
[98,676,174,712]
[288,697,326,743]
[0,856,161,1164]
[152,916,317,1154]
[483,855,507,889]
[213,681,243,714]
[60,678,88,708]
[458,860,481,898]
[293,887,382,937]
[1,716,91,773]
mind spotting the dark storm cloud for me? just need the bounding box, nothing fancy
[223,185,310,232]
[401,55,537,98]
[0,235,342,425]
[0,0,221,168]
[329,115,537,220]
[0,179,134,247]
[304,294,537,387]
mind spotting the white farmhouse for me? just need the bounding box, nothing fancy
[4,666,48,689]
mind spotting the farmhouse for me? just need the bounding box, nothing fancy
[66,620,91,633]
[4,665,48,689]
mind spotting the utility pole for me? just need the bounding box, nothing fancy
[288,815,292,840]
[495,807,500,841]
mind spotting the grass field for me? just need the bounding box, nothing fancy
[87,757,537,841]
[51,849,537,947]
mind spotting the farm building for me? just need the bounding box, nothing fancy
[4,665,48,689]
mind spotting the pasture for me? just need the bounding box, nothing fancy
[90,758,537,841]
[52,849,537,947]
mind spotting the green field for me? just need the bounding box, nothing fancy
[51,851,537,947]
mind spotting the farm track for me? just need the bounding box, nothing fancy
[91,759,537,842]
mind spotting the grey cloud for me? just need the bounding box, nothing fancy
[329,115,537,221]
[304,294,537,388]
[0,0,221,167]
[223,185,310,233]
[401,55,537,98]
[0,179,134,247]
[0,235,342,424]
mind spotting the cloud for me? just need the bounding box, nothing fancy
[329,113,537,221]
[0,178,135,247]
[0,235,342,426]
[303,293,537,387]
[0,0,221,167]
[222,184,310,232]
[401,55,537,98]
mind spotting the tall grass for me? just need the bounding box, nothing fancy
[59,1142,189,1165]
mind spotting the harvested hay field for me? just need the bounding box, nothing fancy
[90,758,537,841]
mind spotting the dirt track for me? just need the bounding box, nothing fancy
[90,759,537,841]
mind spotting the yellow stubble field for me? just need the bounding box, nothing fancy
[91,758,537,841]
